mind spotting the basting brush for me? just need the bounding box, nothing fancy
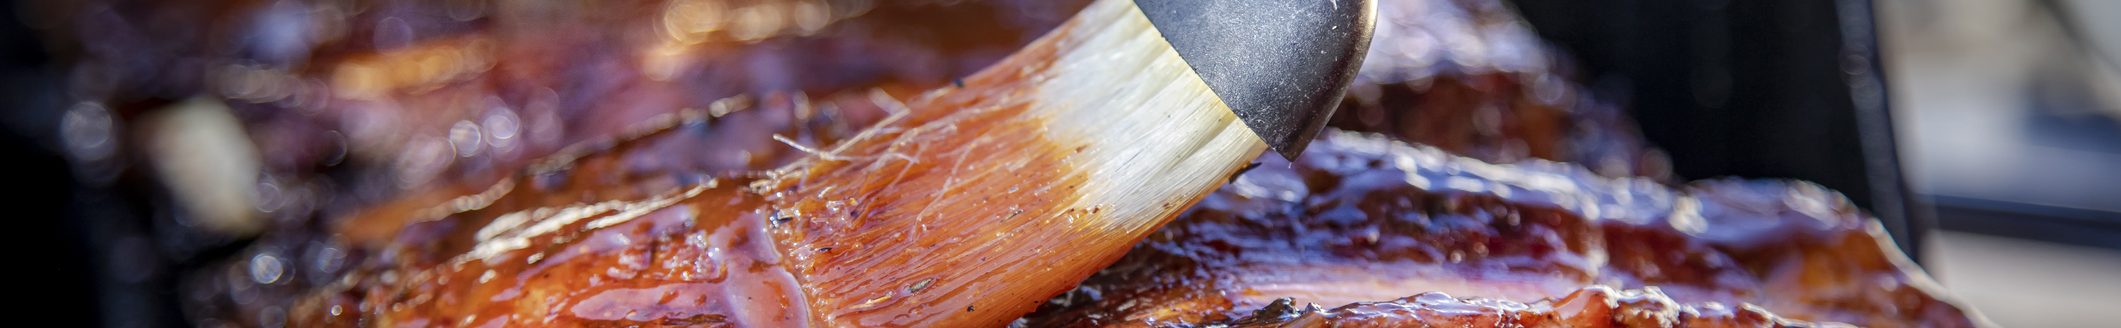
[761,0,1373,325]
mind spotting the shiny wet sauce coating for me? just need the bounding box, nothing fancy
[290,110,826,326]
[297,182,807,327]
[1022,131,1976,327]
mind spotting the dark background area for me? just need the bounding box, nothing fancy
[4,2,195,326]
[2,0,103,324]
[1510,0,2121,251]
[1506,0,1927,254]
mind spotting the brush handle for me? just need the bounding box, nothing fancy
[1135,0,1377,159]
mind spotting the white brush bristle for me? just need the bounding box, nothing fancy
[1037,0,1267,232]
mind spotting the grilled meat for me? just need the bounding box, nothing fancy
[31,0,1979,326]
[1020,131,1978,327]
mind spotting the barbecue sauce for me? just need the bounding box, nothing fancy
[1022,132,1978,327]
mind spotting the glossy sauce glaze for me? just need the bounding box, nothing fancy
[1021,131,1978,327]
[287,109,818,326]
[296,180,806,326]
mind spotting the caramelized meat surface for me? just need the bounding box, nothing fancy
[36,0,1982,326]
[265,109,814,327]
[1021,131,1977,327]
[295,178,794,327]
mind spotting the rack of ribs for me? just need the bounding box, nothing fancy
[1020,131,1979,327]
[33,0,1982,326]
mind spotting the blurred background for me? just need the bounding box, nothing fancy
[4,0,2118,326]
[1879,0,2121,326]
